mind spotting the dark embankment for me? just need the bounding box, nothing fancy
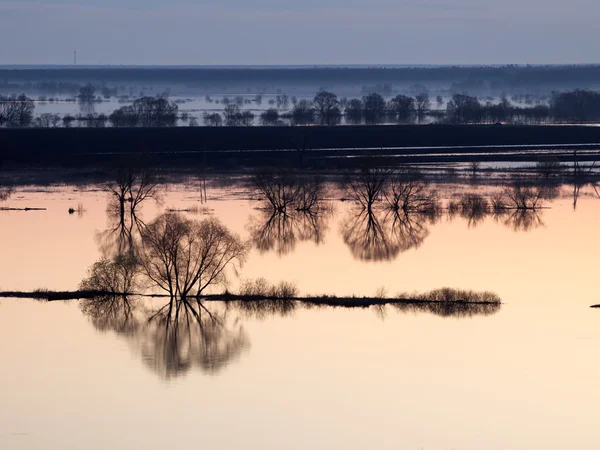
[2,125,600,168]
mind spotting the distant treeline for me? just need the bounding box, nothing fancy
[3,88,600,129]
[3,66,600,88]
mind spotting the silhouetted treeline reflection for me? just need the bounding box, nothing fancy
[77,203,503,379]
[77,260,501,377]
[446,184,557,231]
[247,171,333,255]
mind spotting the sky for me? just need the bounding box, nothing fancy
[0,0,598,65]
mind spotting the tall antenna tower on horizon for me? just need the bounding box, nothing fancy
[74,50,77,65]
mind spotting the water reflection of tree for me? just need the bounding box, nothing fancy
[447,184,553,232]
[0,187,12,202]
[341,207,439,261]
[80,294,249,379]
[341,207,397,261]
[385,209,435,252]
[493,209,545,232]
[80,294,138,335]
[82,212,250,378]
[341,170,440,261]
[248,171,333,255]
[138,303,248,378]
[248,207,330,255]
[97,165,162,258]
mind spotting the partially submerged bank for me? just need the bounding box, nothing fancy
[0,288,502,318]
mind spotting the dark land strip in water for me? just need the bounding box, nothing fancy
[0,290,501,307]
[2,125,600,168]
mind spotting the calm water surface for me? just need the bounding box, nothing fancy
[1,180,599,449]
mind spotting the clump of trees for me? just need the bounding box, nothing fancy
[259,108,281,126]
[291,100,315,125]
[0,94,35,127]
[551,90,600,122]
[17,86,600,129]
[78,83,97,103]
[203,112,222,127]
[313,91,341,125]
[223,104,255,126]
[109,96,178,127]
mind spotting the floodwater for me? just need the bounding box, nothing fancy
[1,178,600,449]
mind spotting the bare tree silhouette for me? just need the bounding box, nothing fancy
[0,94,35,127]
[98,164,162,258]
[248,172,332,255]
[140,214,248,300]
[78,83,96,103]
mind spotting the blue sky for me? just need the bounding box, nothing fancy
[0,0,598,65]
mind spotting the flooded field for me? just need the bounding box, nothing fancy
[2,175,600,449]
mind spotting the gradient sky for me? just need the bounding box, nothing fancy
[0,0,598,65]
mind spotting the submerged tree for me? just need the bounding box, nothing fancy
[291,100,315,125]
[363,93,387,124]
[79,257,249,378]
[203,112,223,127]
[313,91,341,125]
[388,95,416,123]
[346,169,389,211]
[249,171,332,255]
[109,96,178,127]
[0,94,35,127]
[415,92,430,123]
[97,163,163,258]
[345,99,364,124]
[446,94,482,124]
[342,169,439,260]
[78,83,96,103]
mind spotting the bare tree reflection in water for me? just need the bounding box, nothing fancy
[448,194,490,228]
[139,301,249,378]
[80,294,138,335]
[494,209,545,232]
[80,294,249,379]
[341,168,393,261]
[97,163,162,258]
[341,207,398,261]
[81,213,250,378]
[248,171,333,255]
[342,169,440,261]
[78,249,501,378]
[444,183,556,232]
